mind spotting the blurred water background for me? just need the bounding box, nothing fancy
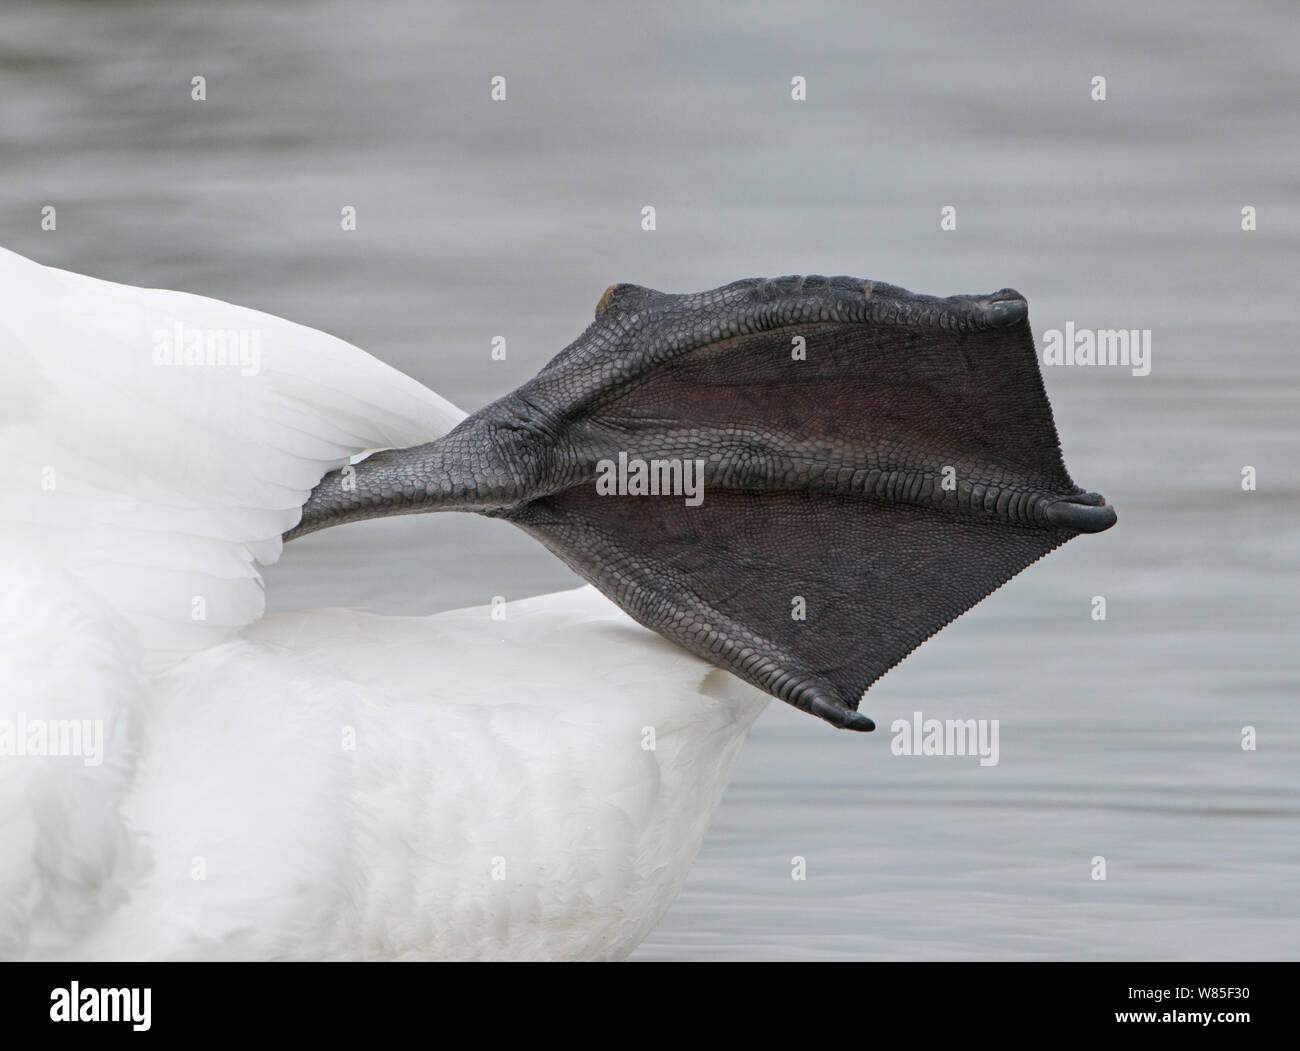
[3,0,1296,959]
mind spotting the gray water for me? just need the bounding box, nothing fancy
[4,0,1296,959]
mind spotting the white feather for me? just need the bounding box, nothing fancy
[0,247,768,960]
[0,245,465,661]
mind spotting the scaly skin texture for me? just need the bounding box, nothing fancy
[287,276,1115,730]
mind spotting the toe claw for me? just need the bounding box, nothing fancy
[809,693,876,732]
[1044,495,1118,533]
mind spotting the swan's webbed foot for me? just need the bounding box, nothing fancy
[291,276,1115,730]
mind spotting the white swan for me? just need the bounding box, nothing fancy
[0,246,768,961]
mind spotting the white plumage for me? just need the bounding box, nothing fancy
[0,247,768,960]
